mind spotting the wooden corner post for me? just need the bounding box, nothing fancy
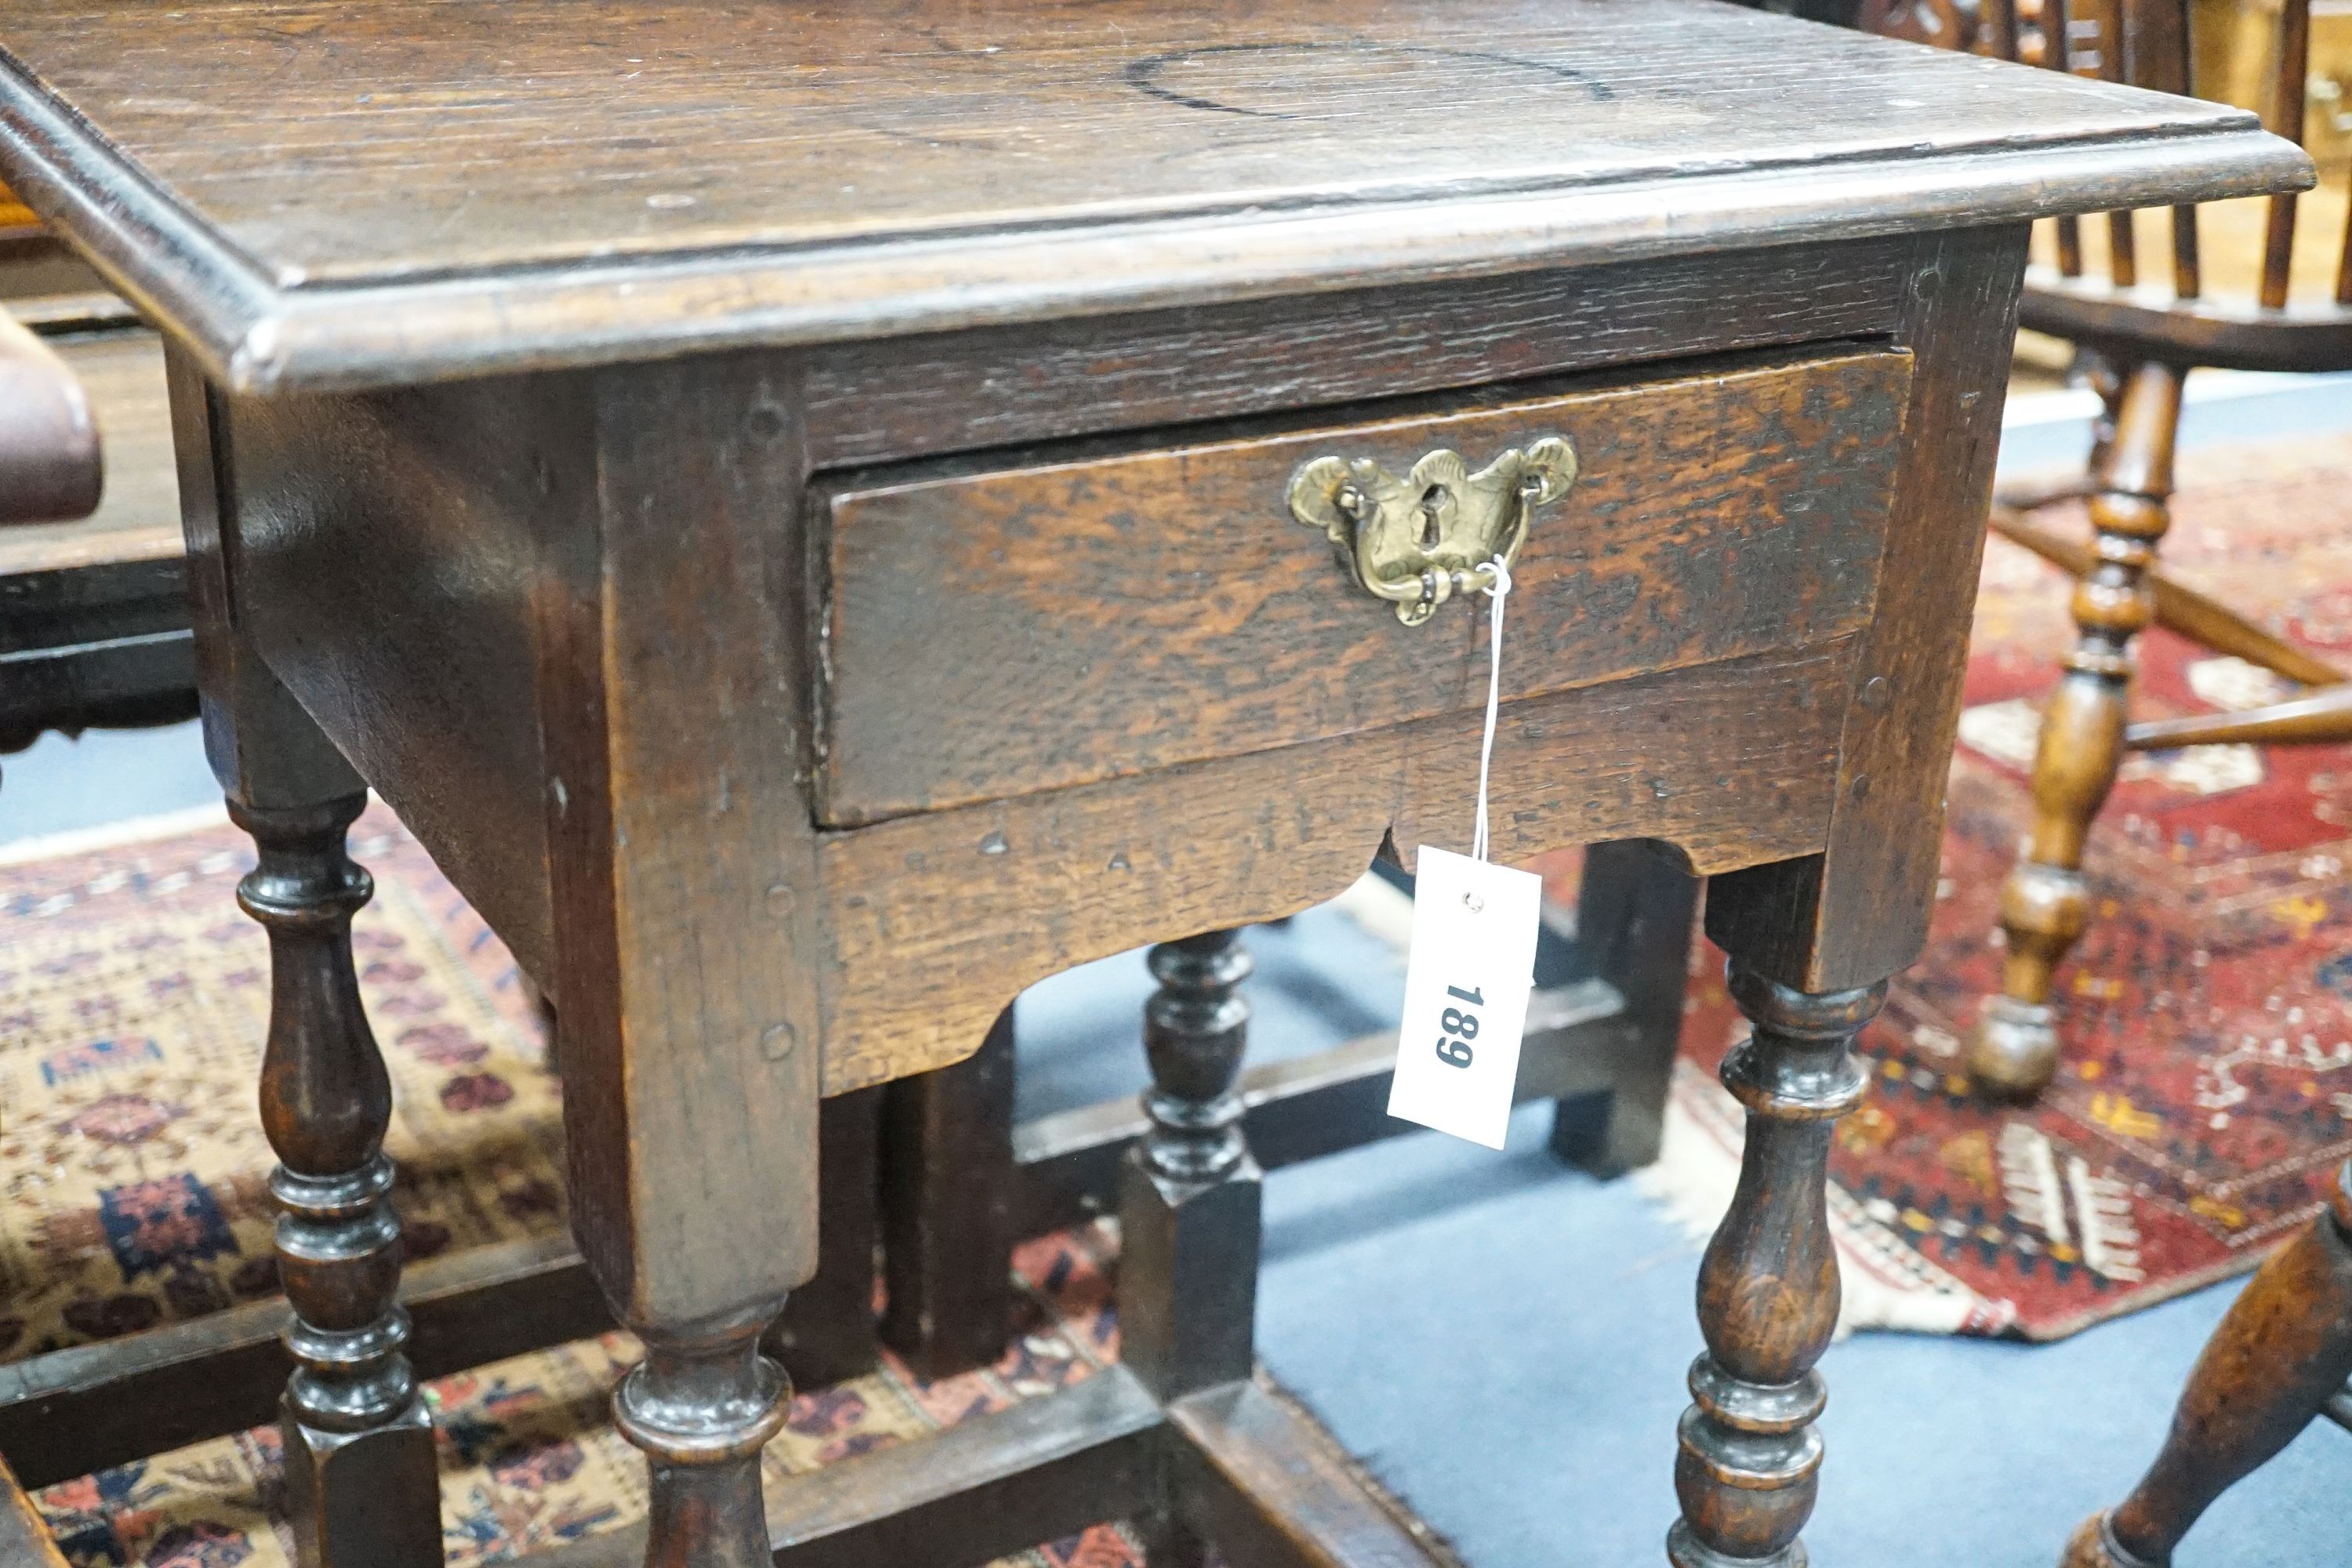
[1686,224,2029,1566]
[534,356,826,1568]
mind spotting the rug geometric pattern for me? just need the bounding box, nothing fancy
[1639,428,2352,1339]
[2,808,1146,1566]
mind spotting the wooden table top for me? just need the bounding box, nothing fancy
[0,0,2310,391]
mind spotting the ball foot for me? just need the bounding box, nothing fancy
[2061,1512,2165,1568]
[1969,995,2059,1100]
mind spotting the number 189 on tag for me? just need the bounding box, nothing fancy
[1385,845,1544,1149]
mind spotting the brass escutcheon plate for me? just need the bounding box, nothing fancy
[1287,437,1577,624]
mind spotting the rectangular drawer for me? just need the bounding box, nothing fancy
[814,348,1911,826]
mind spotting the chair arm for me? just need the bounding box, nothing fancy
[0,308,101,524]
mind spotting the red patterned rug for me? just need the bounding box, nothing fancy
[0,808,1170,1566]
[1630,426,2352,1340]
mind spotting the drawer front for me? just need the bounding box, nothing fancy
[815,349,1911,826]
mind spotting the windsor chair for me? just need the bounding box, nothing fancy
[1865,0,2352,1099]
[1856,13,2352,1563]
[0,5,2304,1566]
[2059,1150,2352,1566]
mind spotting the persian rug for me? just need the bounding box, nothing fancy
[0,806,1391,1567]
[9,426,2351,1563]
[1628,426,2352,1340]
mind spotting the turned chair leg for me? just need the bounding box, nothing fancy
[238,793,442,1568]
[1669,964,1882,1568]
[1972,359,2186,1099]
[1121,929,1258,1566]
[2062,1159,2352,1567]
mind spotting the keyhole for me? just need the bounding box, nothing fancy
[1419,485,1452,549]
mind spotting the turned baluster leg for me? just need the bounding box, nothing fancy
[1668,965,1882,1568]
[1972,359,2185,1098]
[1688,223,2020,1561]
[615,1306,791,1568]
[166,340,444,1568]
[1122,929,1258,1566]
[240,794,442,1568]
[2062,1160,2352,1568]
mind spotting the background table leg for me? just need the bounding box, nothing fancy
[1549,840,1701,1177]
[1121,928,1259,1403]
[880,1011,1017,1381]
[1122,929,1258,1566]
[764,1088,884,1391]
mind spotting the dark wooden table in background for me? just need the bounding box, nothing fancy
[0,4,2308,1566]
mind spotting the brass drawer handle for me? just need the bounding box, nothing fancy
[1287,437,1577,625]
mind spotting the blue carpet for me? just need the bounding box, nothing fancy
[1253,1104,2348,1568]
[0,724,218,843]
[1021,924,2350,1568]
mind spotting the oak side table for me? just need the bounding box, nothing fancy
[0,5,2309,1566]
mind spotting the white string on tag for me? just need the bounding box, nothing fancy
[1468,556,1511,865]
[1390,554,1540,1149]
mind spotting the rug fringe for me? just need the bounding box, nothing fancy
[1327,869,2014,1338]
[1635,1059,2017,1338]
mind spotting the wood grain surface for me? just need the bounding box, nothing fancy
[220,370,566,975]
[1708,224,2029,993]
[797,238,1916,470]
[204,234,1954,1095]
[816,637,1855,1092]
[535,355,824,1327]
[1169,1381,1443,1568]
[818,349,1909,822]
[165,344,365,817]
[0,0,2306,389]
[218,253,1911,1019]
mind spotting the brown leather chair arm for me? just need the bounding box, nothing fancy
[0,307,101,524]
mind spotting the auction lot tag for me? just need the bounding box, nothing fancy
[1385,845,1544,1149]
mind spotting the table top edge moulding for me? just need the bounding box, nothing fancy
[0,0,2316,393]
